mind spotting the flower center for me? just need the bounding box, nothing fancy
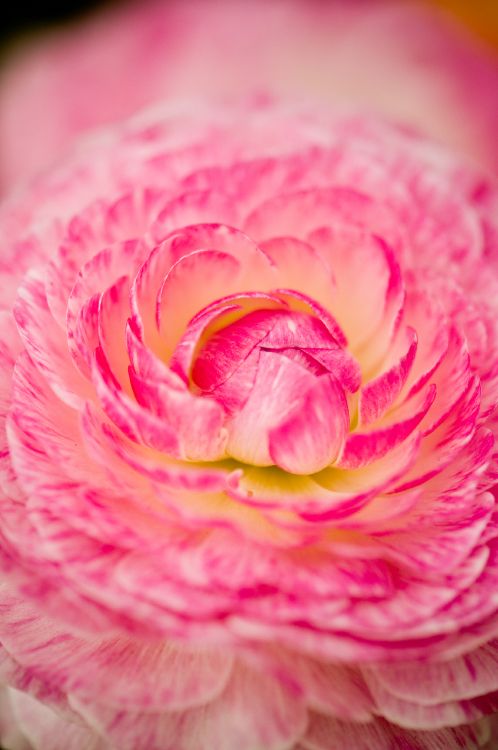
[174,295,361,474]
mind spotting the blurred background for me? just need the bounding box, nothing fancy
[1,0,497,194]
[2,0,498,50]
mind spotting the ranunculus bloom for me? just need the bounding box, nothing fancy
[0,102,497,749]
[1,0,498,192]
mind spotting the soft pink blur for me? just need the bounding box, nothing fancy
[1,0,498,192]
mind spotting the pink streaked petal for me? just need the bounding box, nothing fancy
[275,289,347,348]
[45,190,164,325]
[81,403,232,494]
[394,375,482,492]
[367,640,498,706]
[259,236,336,314]
[308,226,402,352]
[151,189,239,242]
[6,353,114,510]
[419,327,472,436]
[44,200,110,326]
[98,274,132,392]
[245,186,385,244]
[129,368,228,461]
[66,238,145,375]
[71,662,307,750]
[269,374,349,474]
[0,312,24,501]
[289,656,374,721]
[302,713,491,750]
[359,326,418,425]
[0,597,234,713]
[192,308,279,394]
[170,292,285,384]
[156,225,276,361]
[328,545,489,637]
[338,488,422,532]
[226,350,347,469]
[402,284,450,397]
[92,347,179,455]
[10,690,103,750]
[373,492,493,575]
[363,673,498,730]
[338,384,436,469]
[13,274,91,408]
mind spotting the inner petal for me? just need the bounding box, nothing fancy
[182,303,354,474]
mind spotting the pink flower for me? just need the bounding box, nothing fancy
[1,0,498,192]
[0,101,498,749]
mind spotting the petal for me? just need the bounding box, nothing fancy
[359,326,417,425]
[71,662,307,750]
[302,713,491,750]
[129,368,228,461]
[260,236,336,314]
[309,226,403,353]
[367,640,498,705]
[338,384,436,469]
[269,374,349,474]
[9,690,104,750]
[13,274,91,408]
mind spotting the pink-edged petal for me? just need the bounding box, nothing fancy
[338,384,436,469]
[192,308,280,395]
[129,368,228,461]
[359,326,417,425]
[81,403,232,493]
[366,640,498,705]
[275,289,347,348]
[245,187,386,243]
[309,226,403,353]
[9,690,104,750]
[92,347,179,455]
[66,238,145,374]
[402,284,449,396]
[289,656,374,721]
[151,189,239,242]
[260,236,336,313]
[13,274,91,408]
[302,713,491,750]
[71,662,307,750]
[226,350,348,470]
[98,274,132,391]
[269,374,349,474]
[363,673,498,730]
[0,597,234,713]
[394,375,482,491]
[155,225,276,361]
[170,291,285,384]
[418,327,472,436]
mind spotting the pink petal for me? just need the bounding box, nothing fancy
[13,274,91,408]
[338,384,436,469]
[309,225,403,352]
[151,189,239,242]
[367,640,498,705]
[71,662,307,750]
[302,713,491,750]
[226,350,348,470]
[269,374,349,474]
[359,326,418,425]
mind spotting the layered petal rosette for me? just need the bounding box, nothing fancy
[0,103,497,749]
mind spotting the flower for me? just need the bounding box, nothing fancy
[0,101,497,749]
[1,0,498,193]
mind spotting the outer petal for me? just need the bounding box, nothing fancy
[71,662,307,750]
